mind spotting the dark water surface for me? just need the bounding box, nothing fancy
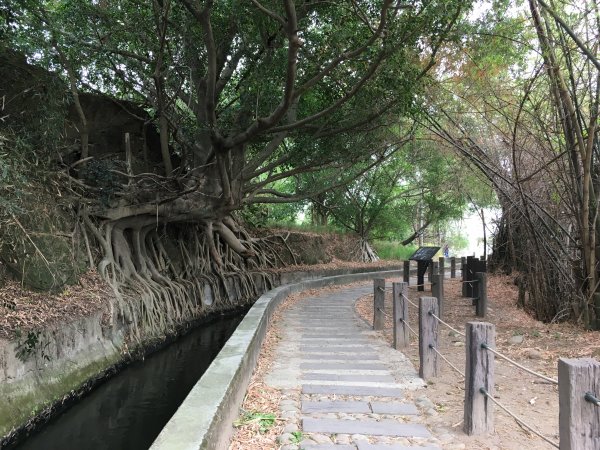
[13,312,245,450]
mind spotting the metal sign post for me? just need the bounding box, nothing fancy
[409,247,440,292]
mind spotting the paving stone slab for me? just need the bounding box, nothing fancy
[356,444,440,450]
[302,385,404,397]
[301,347,376,353]
[302,327,365,339]
[291,327,360,331]
[300,362,388,370]
[292,318,355,321]
[302,335,362,339]
[302,373,395,383]
[369,402,418,415]
[287,313,355,317]
[302,354,379,361]
[302,400,371,413]
[288,309,354,312]
[297,306,355,309]
[302,418,430,437]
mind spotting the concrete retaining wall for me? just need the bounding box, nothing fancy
[0,313,125,438]
[150,269,402,450]
[0,264,402,443]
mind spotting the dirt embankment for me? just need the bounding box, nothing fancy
[0,229,387,340]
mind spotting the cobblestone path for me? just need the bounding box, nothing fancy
[265,283,450,450]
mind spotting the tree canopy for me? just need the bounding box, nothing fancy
[2,0,478,334]
[11,0,600,331]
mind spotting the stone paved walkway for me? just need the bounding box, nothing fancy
[265,283,450,450]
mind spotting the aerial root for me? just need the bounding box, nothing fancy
[83,215,274,340]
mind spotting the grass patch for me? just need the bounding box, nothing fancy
[233,411,277,434]
[373,241,417,260]
[290,431,303,443]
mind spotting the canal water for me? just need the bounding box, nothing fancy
[12,311,246,450]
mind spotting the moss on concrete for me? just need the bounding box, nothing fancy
[0,351,122,437]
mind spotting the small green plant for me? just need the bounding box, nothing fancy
[290,431,303,443]
[233,411,277,433]
[531,330,541,338]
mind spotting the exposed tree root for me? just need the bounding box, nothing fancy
[83,213,277,341]
[356,238,379,263]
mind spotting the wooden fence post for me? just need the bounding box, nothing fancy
[431,274,444,319]
[393,282,409,349]
[450,257,456,278]
[373,278,385,331]
[475,272,487,318]
[439,257,445,277]
[558,358,600,450]
[464,322,495,436]
[461,257,467,297]
[403,260,410,285]
[472,282,479,306]
[419,296,438,380]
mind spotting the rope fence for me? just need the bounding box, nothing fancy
[400,317,418,338]
[429,345,465,378]
[370,267,600,449]
[481,343,558,385]
[376,307,389,318]
[429,311,466,337]
[479,388,559,448]
[402,293,418,309]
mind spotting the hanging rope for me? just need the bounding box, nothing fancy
[428,311,466,337]
[377,307,390,318]
[429,345,465,378]
[479,388,559,448]
[481,344,558,385]
[402,293,419,309]
[399,317,418,337]
[408,284,429,290]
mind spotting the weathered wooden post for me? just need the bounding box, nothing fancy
[450,257,456,278]
[461,257,468,297]
[419,297,439,380]
[393,282,409,349]
[472,279,479,306]
[403,260,410,285]
[558,358,600,450]
[431,274,444,319]
[466,256,476,298]
[439,256,445,277]
[475,272,487,318]
[373,278,385,331]
[464,322,495,436]
[428,261,438,282]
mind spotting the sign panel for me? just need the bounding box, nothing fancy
[409,246,441,261]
